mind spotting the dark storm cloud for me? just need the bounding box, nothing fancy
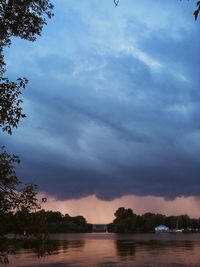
[1,0,200,200]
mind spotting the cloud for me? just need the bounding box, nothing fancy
[42,194,200,223]
[1,0,200,201]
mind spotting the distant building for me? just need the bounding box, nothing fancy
[155,225,169,233]
[92,224,107,232]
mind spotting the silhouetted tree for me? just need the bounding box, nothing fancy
[109,208,200,233]
[112,207,137,233]
[0,0,54,134]
[0,147,48,236]
[0,1,53,237]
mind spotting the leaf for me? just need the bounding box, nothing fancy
[194,9,199,20]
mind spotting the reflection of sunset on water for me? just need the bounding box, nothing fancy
[7,235,200,267]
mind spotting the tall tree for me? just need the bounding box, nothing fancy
[0,1,53,236]
[0,0,54,134]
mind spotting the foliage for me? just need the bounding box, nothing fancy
[12,210,45,236]
[111,207,138,233]
[0,77,27,134]
[43,211,89,233]
[0,147,46,236]
[0,148,40,213]
[2,210,90,235]
[108,207,200,233]
[0,0,54,47]
[0,0,54,134]
[0,146,48,237]
[0,0,53,237]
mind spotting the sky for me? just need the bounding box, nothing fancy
[1,0,200,223]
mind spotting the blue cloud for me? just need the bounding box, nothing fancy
[1,0,200,200]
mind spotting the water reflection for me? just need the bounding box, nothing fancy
[2,234,200,266]
[0,238,85,265]
[115,239,200,267]
[116,240,136,257]
[115,240,194,257]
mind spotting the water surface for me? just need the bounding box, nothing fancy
[4,233,200,267]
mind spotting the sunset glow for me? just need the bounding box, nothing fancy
[42,194,200,223]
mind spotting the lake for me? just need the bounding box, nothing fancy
[3,233,200,266]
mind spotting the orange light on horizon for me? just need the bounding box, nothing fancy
[40,194,200,224]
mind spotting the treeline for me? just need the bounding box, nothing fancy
[0,210,92,236]
[1,207,200,236]
[108,207,200,233]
